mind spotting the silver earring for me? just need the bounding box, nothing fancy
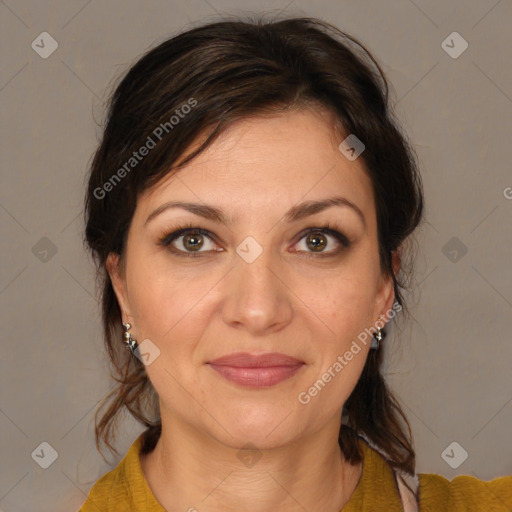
[122,322,138,354]
[370,327,383,350]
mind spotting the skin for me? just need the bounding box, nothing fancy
[107,107,399,511]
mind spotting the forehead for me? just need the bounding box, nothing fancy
[136,108,375,226]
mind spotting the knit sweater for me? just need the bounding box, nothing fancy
[80,434,512,511]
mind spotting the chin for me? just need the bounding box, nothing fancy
[206,408,302,450]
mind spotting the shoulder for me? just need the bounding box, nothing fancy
[79,434,164,512]
[355,436,512,512]
[78,454,131,511]
[419,472,512,511]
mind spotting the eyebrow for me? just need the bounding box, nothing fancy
[144,195,366,228]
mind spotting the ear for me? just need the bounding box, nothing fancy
[372,247,401,325]
[106,252,133,325]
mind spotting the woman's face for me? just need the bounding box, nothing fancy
[108,108,396,449]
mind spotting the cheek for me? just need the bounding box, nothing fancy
[327,283,376,339]
[127,261,214,354]
[315,284,374,384]
[298,278,374,416]
[299,261,378,391]
[299,263,379,342]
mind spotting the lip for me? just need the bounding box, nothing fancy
[208,352,304,367]
[207,352,305,388]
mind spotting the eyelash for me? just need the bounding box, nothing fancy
[157,222,351,258]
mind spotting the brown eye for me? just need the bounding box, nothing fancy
[305,232,327,252]
[294,226,350,256]
[159,226,219,257]
[182,232,204,251]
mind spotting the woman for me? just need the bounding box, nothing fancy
[80,16,512,511]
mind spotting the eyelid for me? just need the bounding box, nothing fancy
[293,225,351,254]
[157,223,220,255]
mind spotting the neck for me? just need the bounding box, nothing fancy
[140,413,362,512]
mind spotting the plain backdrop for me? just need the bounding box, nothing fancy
[1,1,511,510]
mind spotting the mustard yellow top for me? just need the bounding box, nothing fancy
[80,433,512,511]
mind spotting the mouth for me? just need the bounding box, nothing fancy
[207,352,305,388]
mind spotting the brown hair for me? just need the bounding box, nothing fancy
[84,15,424,474]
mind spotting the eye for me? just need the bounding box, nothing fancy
[158,223,221,257]
[158,222,351,258]
[293,224,351,257]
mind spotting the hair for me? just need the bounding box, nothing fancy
[84,15,424,474]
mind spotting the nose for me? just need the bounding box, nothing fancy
[221,242,293,337]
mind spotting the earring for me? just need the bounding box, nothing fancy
[370,327,383,350]
[122,322,138,354]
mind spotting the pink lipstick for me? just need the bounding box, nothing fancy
[207,352,304,388]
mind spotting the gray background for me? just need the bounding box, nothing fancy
[1,1,511,510]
